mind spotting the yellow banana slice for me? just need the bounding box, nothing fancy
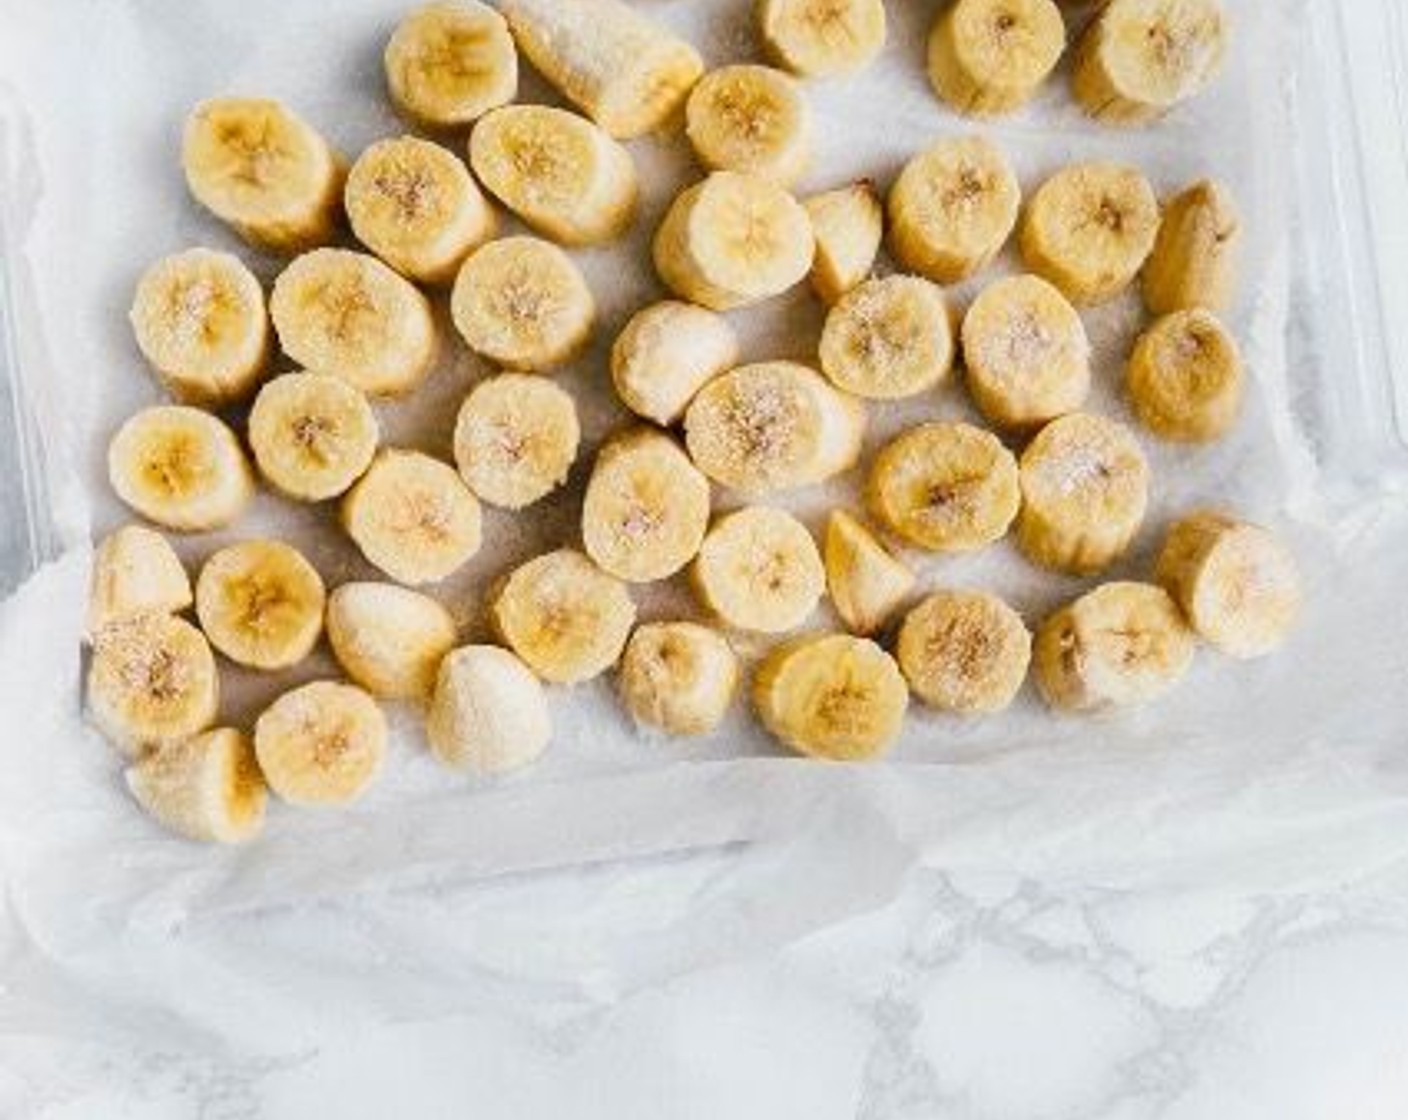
[195,539,326,671]
[618,621,739,737]
[254,680,386,806]
[610,301,739,426]
[1142,179,1240,315]
[1126,309,1242,443]
[88,525,192,638]
[691,506,825,635]
[427,645,552,771]
[804,181,884,304]
[452,372,580,510]
[384,1,518,128]
[326,581,457,701]
[818,275,954,400]
[897,589,1031,714]
[823,510,915,637]
[757,0,887,78]
[927,0,1066,116]
[247,371,380,502]
[126,728,267,844]
[685,65,811,186]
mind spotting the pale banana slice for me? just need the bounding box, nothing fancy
[452,372,580,509]
[88,525,192,638]
[384,0,518,128]
[247,371,380,501]
[691,506,824,635]
[753,633,908,762]
[866,422,1020,552]
[107,406,254,533]
[653,171,815,311]
[1017,412,1149,574]
[804,182,884,305]
[818,275,954,400]
[1126,309,1242,443]
[326,581,457,701]
[1155,511,1301,658]
[126,728,267,844]
[489,549,636,684]
[610,301,739,425]
[927,0,1066,116]
[426,645,551,771]
[618,622,739,737]
[254,680,386,806]
[195,539,326,671]
[1143,179,1240,315]
[897,589,1031,714]
[469,104,638,246]
[270,249,438,397]
[758,0,887,78]
[824,510,915,637]
[685,65,811,187]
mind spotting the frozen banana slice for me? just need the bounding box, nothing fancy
[610,301,739,426]
[691,506,825,635]
[928,0,1065,116]
[326,581,457,701]
[254,680,386,806]
[818,275,954,400]
[1127,309,1242,443]
[247,371,380,501]
[897,589,1031,714]
[88,524,192,638]
[126,728,266,844]
[804,182,884,305]
[618,622,739,737]
[452,372,580,509]
[685,65,811,186]
[384,0,518,128]
[427,645,551,772]
[195,540,326,671]
[758,0,887,78]
[1143,179,1240,315]
[823,510,915,637]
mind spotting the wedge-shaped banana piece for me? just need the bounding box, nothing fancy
[470,105,637,246]
[427,645,551,771]
[451,236,595,372]
[611,301,739,426]
[582,428,711,583]
[254,680,386,806]
[653,172,815,311]
[754,633,908,761]
[88,525,192,638]
[195,540,325,671]
[866,422,1019,552]
[452,372,579,510]
[499,0,703,139]
[1143,179,1240,315]
[183,97,343,253]
[1017,412,1149,574]
[490,549,636,684]
[898,590,1030,714]
[126,728,267,844]
[1156,511,1301,659]
[684,361,864,495]
[819,275,953,400]
[248,372,379,502]
[804,182,884,304]
[384,1,518,128]
[824,510,915,637]
[618,622,739,737]
[928,0,1065,116]
[758,0,887,78]
[326,582,457,701]
[1034,582,1195,712]
[108,406,254,533]
[685,65,811,187]
[692,506,824,634]
[1127,309,1242,443]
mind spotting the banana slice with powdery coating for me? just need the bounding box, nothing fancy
[427,645,551,772]
[818,275,954,400]
[384,1,518,128]
[452,372,580,510]
[126,729,267,844]
[254,680,386,806]
[195,540,326,672]
[897,590,1031,714]
[1127,309,1242,443]
[611,301,739,426]
[247,372,380,502]
[758,0,887,78]
[804,182,884,305]
[691,506,825,635]
[928,0,1065,116]
[326,582,457,701]
[618,622,739,737]
[88,525,192,638]
[824,510,915,637]
[685,65,811,187]
[1143,179,1240,315]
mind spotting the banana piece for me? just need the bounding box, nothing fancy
[927,0,1066,116]
[1142,179,1240,315]
[757,0,887,78]
[427,645,551,771]
[753,633,908,762]
[384,1,518,128]
[581,428,711,583]
[195,540,326,672]
[1033,582,1195,712]
[653,171,815,311]
[107,406,254,533]
[1017,412,1149,574]
[247,371,380,501]
[452,372,580,509]
[804,182,884,304]
[685,65,811,187]
[469,104,637,246]
[499,0,704,139]
[1126,309,1242,443]
[88,525,192,638]
[618,622,739,737]
[818,275,954,400]
[610,301,739,426]
[897,590,1031,714]
[1019,161,1160,306]
[450,236,595,372]
[326,582,457,701]
[253,680,386,806]
[823,510,915,637]
[489,549,636,684]
[1155,511,1301,658]
[691,506,824,634]
[866,422,1020,552]
[961,273,1091,429]
[182,97,343,253]
[125,729,267,844]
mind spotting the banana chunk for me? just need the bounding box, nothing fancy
[691,506,824,634]
[195,540,326,672]
[581,428,711,583]
[758,0,887,78]
[685,65,811,186]
[107,406,254,533]
[1017,412,1149,575]
[452,372,580,510]
[469,104,638,246]
[928,0,1066,116]
[804,182,884,305]
[254,680,386,806]
[618,622,739,737]
[824,510,915,637]
[88,525,192,638]
[248,371,380,501]
[818,275,954,400]
[897,590,1031,714]
[610,301,739,426]
[326,582,457,701]
[427,645,551,772]
[384,1,518,128]
[753,633,908,761]
[1127,309,1242,443]
[1143,179,1240,315]
[126,728,267,844]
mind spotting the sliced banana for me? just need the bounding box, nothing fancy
[452,372,580,509]
[685,65,811,186]
[88,524,192,638]
[691,506,825,635]
[1127,309,1242,443]
[618,622,739,737]
[126,729,267,844]
[804,182,884,305]
[427,645,552,772]
[1143,179,1240,315]
[818,275,954,400]
[610,301,739,426]
[897,589,1031,714]
[195,540,326,672]
[927,0,1065,116]
[823,510,915,637]
[247,371,380,502]
[326,581,457,701]
[757,0,887,78]
[384,0,518,128]
[254,680,386,806]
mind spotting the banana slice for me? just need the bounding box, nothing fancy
[253,680,386,806]
[823,510,915,637]
[653,171,815,311]
[247,371,380,501]
[753,633,908,762]
[450,236,595,372]
[1126,309,1242,443]
[107,406,254,533]
[88,525,192,638]
[126,728,267,844]
[1019,162,1159,306]
[326,581,457,701]
[804,182,884,305]
[452,372,580,510]
[610,301,739,426]
[489,549,636,684]
[1033,582,1195,712]
[897,589,1031,714]
[818,275,954,400]
[384,1,518,128]
[345,135,496,285]
[182,97,343,253]
[961,273,1091,429]
[1155,511,1301,659]
[581,428,711,583]
[927,0,1066,116]
[270,249,438,397]
[618,622,739,737]
[195,540,326,672]
[1143,179,1240,315]
[1072,0,1228,126]
[1017,412,1149,575]
[426,645,551,771]
[866,422,1020,552]
[499,0,704,139]
[129,249,270,407]
[685,65,811,187]
[691,506,824,635]
[758,0,887,78]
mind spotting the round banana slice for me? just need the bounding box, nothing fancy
[866,422,1020,552]
[753,633,908,762]
[452,372,580,509]
[823,510,915,638]
[107,406,254,533]
[427,645,552,772]
[1017,412,1149,575]
[254,680,386,806]
[326,581,457,701]
[691,506,824,635]
[1127,309,1242,443]
[804,181,884,305]
[341,449,484,586]
[897,590,1031,714]
[611,301,739,426]
[384,0,518,128]
[758,0,887,78]
[88,524,192,638]
[618,622,739,737]
[685,65,811,186]
[1019,162,1159,306]
[195,540,326,672]
[450,236,596,372]
[581,428,711,583]
[818,275,954,400]
[1143,179,1240,316]
[247,371,380,501]
[927,0,1066,116]
[489,549,636,684]
[125,728,267,844]
[270,249,438,397]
